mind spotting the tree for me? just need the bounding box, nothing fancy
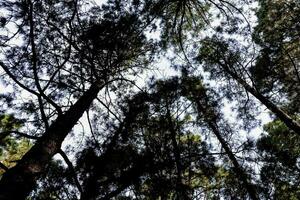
[252,0,300,111]
[74,76,258,199]
[196,36,300,134]
[180,75,259,199]
[0,0,299,199]
[253,2,300,198]
[0,0,152,199]
[257,120,300,199]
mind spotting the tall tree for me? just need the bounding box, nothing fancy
[181,76,259,200]
[253,1,300,198]
[0,0,152,199]
[0,0,299,199]
[196,36,300,134]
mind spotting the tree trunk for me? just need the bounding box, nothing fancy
[0,82,103,200]
[221,63,300,134]
[194,99,259,200]
[166,105,191,200]
[208,121,259,200]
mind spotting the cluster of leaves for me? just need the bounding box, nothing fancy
[252,0,300,112]
[0,115,31,175]
[257,120,300,199]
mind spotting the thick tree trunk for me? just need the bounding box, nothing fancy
[194,99,259,200]
[0,82,103,200]
[222,64,300,134]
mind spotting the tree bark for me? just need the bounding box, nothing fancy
[0,81,103,200]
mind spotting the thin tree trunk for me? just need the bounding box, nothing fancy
[194,98,259,200]
[221,63,300,134]
[208,122,258,200]
[0,81,103,200]
[166,104,191,200]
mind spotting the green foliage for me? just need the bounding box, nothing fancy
[252,0,300,113]
[253,2,300,197]
[0,115,23,132]
[143,0,209,49]
[0,138,32,175]
[0,114,31,175]
[257,119,300,199]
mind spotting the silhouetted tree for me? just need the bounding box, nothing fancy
[0,0,299,199]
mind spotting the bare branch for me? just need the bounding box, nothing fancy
[58,149,83,195]
[0,131,39,140]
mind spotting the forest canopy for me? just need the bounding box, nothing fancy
[0,0,299,199]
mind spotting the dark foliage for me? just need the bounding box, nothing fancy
[0,0,299,199]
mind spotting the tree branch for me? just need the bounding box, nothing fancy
[58,149,83,195]
[0,131,39,140]
[0,162,9,172]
